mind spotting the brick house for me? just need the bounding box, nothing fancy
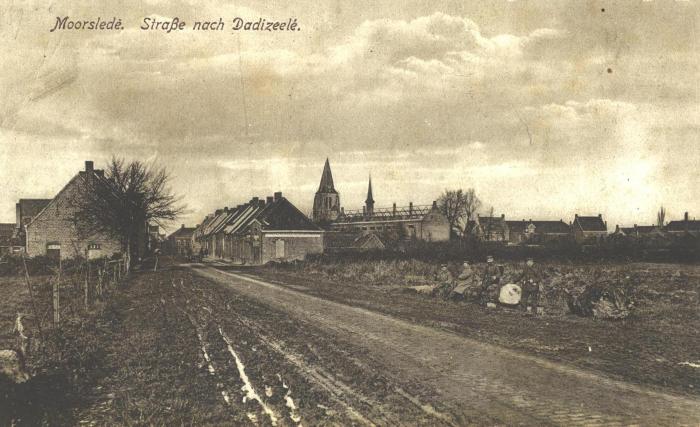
[471,214,509,242]
[613,224,662,238]
[196,192,324,265]
[665,212,700,236]
[572,214,608,244]
[25,161,122,260]
[506,219,572,244]
[167,225,195,255]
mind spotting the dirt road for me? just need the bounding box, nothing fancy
[193,264,700,426]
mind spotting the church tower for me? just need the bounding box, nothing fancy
[365,175,375,218]
[312,158,341,224]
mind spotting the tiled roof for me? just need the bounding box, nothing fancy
[531,220,571,234]
[168,227,195,239]
[666,220,700,232]
[506,219,571,234]
[574,215,607,232]
[200,195,320,238]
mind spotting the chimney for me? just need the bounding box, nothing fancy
[363,206,366,216]
[85,160,94,172]
[393,203,397,216]
[409,202,413,216]
[274,191,282,201]
[181,224,185,229]
[259,200,265,208]
[215,209,222,215]
[341,207,345,214]
[685,211,689,221]
[224,207,229,212]
[251,197,259,204]
[501,214,505,219]
[267,196,273,204]
[575,214,579,218]
[529,218,532,222]
[432,200,437,209]
[598,213,602,218]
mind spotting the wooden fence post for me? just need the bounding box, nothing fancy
[53,259,61,326]
[84,259,90,311]
[21,255,44,338]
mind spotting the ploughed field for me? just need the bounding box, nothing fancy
[1,258,699,425]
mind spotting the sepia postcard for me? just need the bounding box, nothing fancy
[0,0,698,425]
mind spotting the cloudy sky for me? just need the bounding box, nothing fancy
[0,0,698,231]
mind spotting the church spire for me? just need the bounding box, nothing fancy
[365,174,374,217]
[318,158,337,193]
[366,175,374,204]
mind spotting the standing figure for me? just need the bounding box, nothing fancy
[518,258,542,313]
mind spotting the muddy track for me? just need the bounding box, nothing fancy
[173,269,450,426]
[190,265,700,426]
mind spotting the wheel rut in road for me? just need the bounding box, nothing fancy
[193,265,700,426]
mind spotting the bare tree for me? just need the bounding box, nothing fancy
[463,188,481,234]
[657,206,666,227]
[73,157,185,270]
[438,188,482,239]
[438,189,468,240]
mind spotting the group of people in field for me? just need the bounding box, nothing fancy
[433,256,543,313]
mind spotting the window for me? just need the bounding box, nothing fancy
[88,243,101,250]
[46,242,61,261]
[275,239,285,258]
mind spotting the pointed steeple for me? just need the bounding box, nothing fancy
[318,158,337,193]
[365,174,374,217]
[365,175,374,204]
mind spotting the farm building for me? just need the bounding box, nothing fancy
[572,214,608,244]
[613,224,663,238]
[471,214,509,242]
[666,212,700,236]
[196,192,324,265]
[506,219,572,244]
[167,224,196,255]
[24,161,122,260]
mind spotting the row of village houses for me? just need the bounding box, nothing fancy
[168,159,700,265]
[1,159,698,263]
